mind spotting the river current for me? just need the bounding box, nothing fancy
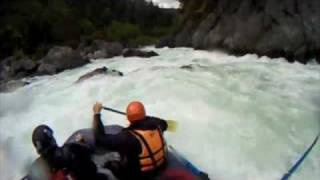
[0,47,319,180]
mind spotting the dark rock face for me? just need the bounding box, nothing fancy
[160,0,320,63]
[76,66,123,83]
[37,63,57,75]
[0,57,38,82]
[0,57,14,81]
[123,49,159,58]
[37,46,89,75]
[11,58,37,74]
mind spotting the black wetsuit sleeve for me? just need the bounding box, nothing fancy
[93,114,134,152]
[93,114,106,138]
[147,116,168,132]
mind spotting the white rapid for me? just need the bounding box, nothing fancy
[0,47,319,180]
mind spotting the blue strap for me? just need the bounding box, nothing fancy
[281,132,320,180]
[169,146,202,175]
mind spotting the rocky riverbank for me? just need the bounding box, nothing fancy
[0,40,158,93]
[158,0,320,64]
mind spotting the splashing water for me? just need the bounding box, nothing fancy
[0,47,319,180]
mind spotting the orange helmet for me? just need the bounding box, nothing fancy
[126,101,146,123]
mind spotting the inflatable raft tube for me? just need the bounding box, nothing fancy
[24,125,210,180]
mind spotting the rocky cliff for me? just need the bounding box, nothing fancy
[159,0,320,63]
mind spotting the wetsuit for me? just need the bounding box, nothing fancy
[24,143,107,180]
[93,114,168,180]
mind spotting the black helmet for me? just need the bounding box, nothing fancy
[32,125,57,154]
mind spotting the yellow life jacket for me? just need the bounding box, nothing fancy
[129,128,167,172]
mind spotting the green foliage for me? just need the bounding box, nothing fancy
[32,46,48,61]
[0,26,23,58]
[132,35,159,46]
[107,21,142,42]
[79,19,95,35]
[98,8,112,26]
[92,29,108,40]
[0,0,177,59]
[13,49,25,60]
[148,27,172,37]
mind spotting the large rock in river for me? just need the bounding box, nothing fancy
[76,66,123,83]
[79,41,124,59]
[123,49,158,58]
[0,57,38,82]
[37,46,89,75]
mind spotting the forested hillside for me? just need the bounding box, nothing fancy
[0,0,176,59]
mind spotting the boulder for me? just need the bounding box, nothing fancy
[90,50,109,59]
[0,59,13,82]
[180,65,194,70]
[105,42,123,57]
[1,56,15,66]
[76,66,123,83]
[0,80,30,93]
[123,49,158,58]
[37,63,58,75]
[80,41,124,59]
[11,58,37,74]
[180,64,204,71]
[0,57,38,82]
[0,57,13,81]
[37,46,89,75]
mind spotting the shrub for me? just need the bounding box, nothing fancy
[132,35,159,46]
[79,19,95,35]
[107,21,142,42]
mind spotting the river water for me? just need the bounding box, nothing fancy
[0,47,319,180]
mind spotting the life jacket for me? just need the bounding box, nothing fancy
[129,128,167,172]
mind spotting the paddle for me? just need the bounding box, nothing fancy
[281,132,320,180]
[102,106,178,132]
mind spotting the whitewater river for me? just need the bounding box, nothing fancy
[0,47,319,180]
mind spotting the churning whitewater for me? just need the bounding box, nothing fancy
[0,47,319,180]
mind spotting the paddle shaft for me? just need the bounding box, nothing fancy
[103,107,126,115]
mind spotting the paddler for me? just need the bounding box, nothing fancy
[92,101,169,180]
[25,125,108,180]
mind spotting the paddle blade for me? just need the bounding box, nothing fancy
[167,120,178,132]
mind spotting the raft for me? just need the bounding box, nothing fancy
[25,125,210,180]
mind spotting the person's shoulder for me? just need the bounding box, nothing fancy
[120,128,134,137]
[120,128,142,154]
[33,156,49,167]
[28,157,51,180]
[146,116,161,121]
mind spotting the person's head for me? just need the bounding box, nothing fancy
[32,125,57,155]
[126,101,146,124]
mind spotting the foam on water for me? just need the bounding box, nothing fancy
[0,47,319,180]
